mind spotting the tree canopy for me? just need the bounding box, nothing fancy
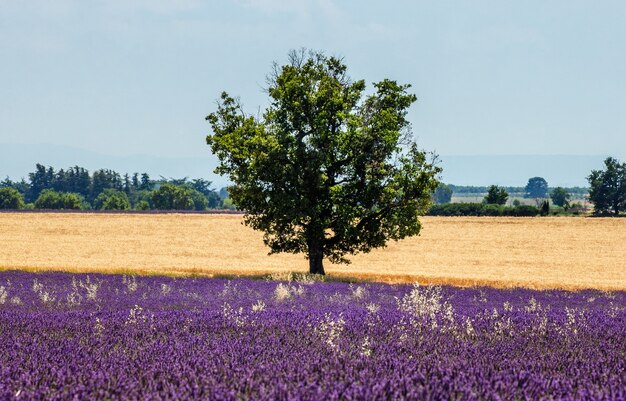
[206,50,441,274]
[0,187,25,210]
[433,183,453,204]
[549,187,571,208]
[524,177,548,198]
[587,157,626,215]
[483,185,508,205]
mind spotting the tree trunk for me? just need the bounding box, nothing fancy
[308,240,325,275]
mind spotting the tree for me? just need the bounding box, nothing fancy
[433,183,452,204]
[525,177,548,198]
[587,157,626,215]
[188,188,209,211]
[151,183,195,210]
[28,164,55,202]
[550,187,571,208]
[206,50,441,275]
[484,185,508,205]
[0,187,25,209]
[90,169,123,202]
[94,189,131,210]
[140,173,154,191]
[34,190,83,210]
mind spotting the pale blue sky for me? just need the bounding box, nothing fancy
[1,1,625,166]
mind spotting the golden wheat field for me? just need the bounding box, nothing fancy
[0,212,624,290]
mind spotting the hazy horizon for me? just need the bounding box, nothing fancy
[0,142,604,188]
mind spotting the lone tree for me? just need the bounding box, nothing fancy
[549,187,570,208]
[525,177,548,198]
[433,183,453,204]
[587,157,626,216]
[206,50,441,275]
[483,185,508,205]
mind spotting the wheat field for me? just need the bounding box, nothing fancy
[1,212,624,290]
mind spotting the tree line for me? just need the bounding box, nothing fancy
[0,164,230,211]
[432,158,626,216]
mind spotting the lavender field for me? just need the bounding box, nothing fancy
[0,271,624,400]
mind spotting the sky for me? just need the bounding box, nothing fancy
[1,1,625,181]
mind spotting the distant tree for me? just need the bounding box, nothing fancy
[34,190,83,210]
[206,50,441,274]
[64,166,91,197]
[484,185,508,205]
[188,188,209,211]
[132,173,141,190]
[433,183,453,204]
[219,187,229,200]
[28,164,55,202]
[0,187,25,209]
[206,191,223,208]
[151,183,194,210]
[550,187,571,208]
[525,177,549,198]
[94,189,131,210]
[140,173,154,191]
[587,157,626,215]
[133,190,153,209]
[1,176,29,196]
[91,169,123,202]
[190,178,213,196]
[123,174,132,195]
[222,197,236,210]
[135,200,151,210]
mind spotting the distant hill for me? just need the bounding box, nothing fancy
[0,143,607,188]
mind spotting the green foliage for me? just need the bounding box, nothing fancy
[151,184,195,210]
[550,187,571,207]
[483,185,508,205]
[524,177,549,198]
[206,50,441,274]
[428,203,539,217]
[0,187,25,209]
[433,183,452,204]
[34,189,83,210]
[135,200,151,211]
[188,188,208,211]
[94,189,131,210]
[587,157,626,216]
[222,198,236,210]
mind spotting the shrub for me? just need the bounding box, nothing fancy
[0,187,25,210]
[34,190,83,210]
[94,189,131,210]
[428,203,539,217]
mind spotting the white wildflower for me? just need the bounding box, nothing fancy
[315,313,345,349]
[365,302,380,314]
[360,336,372,357]
[93,317,105,336]
[160,283,172,296]
[0,286,7,305]
[222,302,247,327]
[251,300,266,312]
[350,284,367,300]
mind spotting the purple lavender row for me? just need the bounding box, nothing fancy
[0,271,624,400]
